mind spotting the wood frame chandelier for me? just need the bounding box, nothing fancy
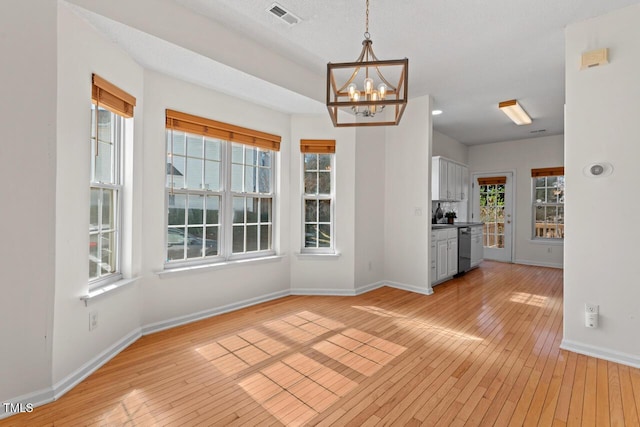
[326,0,408,127]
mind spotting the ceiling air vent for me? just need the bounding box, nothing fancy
[267,3,300,25]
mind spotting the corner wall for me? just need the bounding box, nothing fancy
[563,4,640,366]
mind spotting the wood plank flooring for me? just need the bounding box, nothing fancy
[3,261,639,426]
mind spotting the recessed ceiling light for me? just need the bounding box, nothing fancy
[432,110,443,116]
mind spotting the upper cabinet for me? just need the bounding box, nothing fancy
[432,156,469,202]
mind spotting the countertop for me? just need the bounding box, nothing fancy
[431,222,483,229]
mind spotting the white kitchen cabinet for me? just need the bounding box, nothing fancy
[432,228,458,284]
[432,156,469,202]
[470,226,483,268]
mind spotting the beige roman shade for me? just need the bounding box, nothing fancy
[299,139,336,154]
[477,176,507,185]
[165,109,281,151]
[91,74,136,118]
[531,167,564,177]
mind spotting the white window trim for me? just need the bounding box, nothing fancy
[301,152,336,254]
[164,134,277,270]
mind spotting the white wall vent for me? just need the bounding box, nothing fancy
[267,3,300,25]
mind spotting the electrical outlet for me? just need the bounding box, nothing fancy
[585,303,598,314]
[89,311,98,331]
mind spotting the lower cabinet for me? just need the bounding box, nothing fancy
[432,228,458,284]
[470,226,483,268]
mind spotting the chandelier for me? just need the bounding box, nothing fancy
[326,0,408,127]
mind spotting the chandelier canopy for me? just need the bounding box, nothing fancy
[326,0,408,127]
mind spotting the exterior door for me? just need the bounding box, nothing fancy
[471,172,513,262]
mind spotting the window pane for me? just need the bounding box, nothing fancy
[305,200,317,222]
[186,157,203,189]
[259,151,272,167]
[319,154,331,171]
[95,141,113,183]
[260,224,271,251]
[231,164,243,192]
[535,205,546,221]
[204,160,220,191]
[204,138,221,161]
[168,194,186,225]
[304,154,317,171]
[304,172,318,194]
[170,131,186,156]
[318,172,331,194]
[232,226,244,253]
[246,225,258,252]
[260,198,272,222]
[233,197,245,223]
[169,155,186,189]
[318,224,331,248]
[90,188,100,231]
[245,166,257,193]
[319,200,331,222]
[258,167,271,193]
[246,147,257,166]
[186,227,204,259]
[205,226,218,256]
[167,228,185,261]
[206,195,220,225]
[188,194,204,225]
[101,231,116,274]
[246,198,258,223]
[186,135,203,157]
[535,189,545,202]
[535,177,545,188]
[232,144,243,163]
[89,234,99,279]
[97,109,112,143]
[305,224,318,248]
[101,189,114,229]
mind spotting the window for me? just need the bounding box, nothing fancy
[89,74,136,286]
[478,176,506,248]
[165,110,280,266]
[300,139,335,252]
[532,167,564,240]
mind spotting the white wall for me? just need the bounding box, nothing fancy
[0,0,57,408]
[140,71,292,327]
[51,3,145,387]
[289,116,357,294]
[354,128,386,288]
[467,135,564,268]
[563,4,640,366]
[384,96,433,293]
[432,131,468,164]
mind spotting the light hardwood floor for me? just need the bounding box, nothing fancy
[3,262,639,426]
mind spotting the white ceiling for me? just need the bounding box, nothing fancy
[73,0,640,145]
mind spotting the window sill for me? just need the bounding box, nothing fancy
[295,252,341,260]
[529,239,564,246]
[158,255,286,279]
[81,277,139,306]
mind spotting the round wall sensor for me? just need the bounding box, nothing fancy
[583,162,613,177]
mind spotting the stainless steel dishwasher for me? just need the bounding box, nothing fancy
[458,226,472,274]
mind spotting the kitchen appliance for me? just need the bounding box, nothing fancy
[457,227,471,274]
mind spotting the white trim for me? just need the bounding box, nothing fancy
[560,339,640,369]
[385,280,434,295]
[515,259,563,269]
[81,277,138,306]
[290,288,356,296]
[354,281,386,295]
[0,328,141,420]
[158,254,285,278]
[295,252,341,260]
[52,329,142,400]
[141,289,290,335]
[528,239,564,246]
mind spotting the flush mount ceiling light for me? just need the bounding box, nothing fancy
[326,0,408,127]
[498,99,532,126]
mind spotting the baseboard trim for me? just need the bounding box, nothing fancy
[354,281,385,295]
[290,281,386,297]
[53,328,142,400]
[515,259,563,269]
[0,386,54,420]
[141,289,291,335]
[385,280,434,295]
[560,339,640,369]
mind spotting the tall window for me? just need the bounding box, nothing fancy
[165,110,280,266]
[89,74,136,285]
[301,140,335,252]
[478,176,506,248]
[532,167,565,240]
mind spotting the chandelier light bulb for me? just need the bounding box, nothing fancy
[371,91,378,114]
[347,83,357,100]
[364,78,374,95]
[352,91,360,102]
[378,83,387,99]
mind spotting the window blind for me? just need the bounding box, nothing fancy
[91,74,136,118]
[165,109,281,151]
[477,176,507,185]
[531,167,564,177]
[299,139,336,154]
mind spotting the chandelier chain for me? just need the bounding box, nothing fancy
[365,0,370,38]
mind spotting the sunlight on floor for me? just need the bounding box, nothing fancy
[510,292,548,307]
[103,389,157,425]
